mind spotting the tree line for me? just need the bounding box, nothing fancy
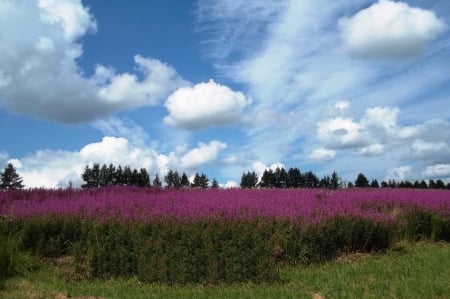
[1,162,450,190]
[81,164,219,189]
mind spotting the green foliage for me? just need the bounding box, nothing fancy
[0,230,38,289]
[403,209,450,241]
[82,163,150,188]
[354,173,369,188]
[0,163,24,190]
[240,171,258,188]
[1,211,449,285]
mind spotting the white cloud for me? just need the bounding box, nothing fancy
[338,0,447,59]
[334,100,350,112]
[317,117,365,148]
[7,136,169,188]
[308,148,336,163]
[180,140,227,169]
[409,140,449,160]
[0,1,186,123]
[98,55,186,107]
[362,106,400,133]
[38,0,97,41]
[385,165,414,181]
[8,136,227,188]
[358,143,385,156]
[222,181,239,188]
[422,164,450,180]
[252,161,285,178]
[164,80,250,130]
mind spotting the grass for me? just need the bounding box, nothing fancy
[1,241,449,299]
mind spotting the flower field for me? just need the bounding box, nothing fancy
[1,187,450,284]
[1,187,449,222]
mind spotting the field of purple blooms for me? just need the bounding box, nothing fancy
[1,187,449,223]
[1,187,449,284]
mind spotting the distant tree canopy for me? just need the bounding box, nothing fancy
[191,172,209,189]
[0,163,24,190]
[240,171,258,188]
[79,163,450,190]
[240,167,342,189]
[81,163,150,188]
[355,173,370,188]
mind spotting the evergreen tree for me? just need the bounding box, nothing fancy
[240,171,258,188]
[380,181,388,188]
[137,168,150,187]
[303,171,319,188]
[429,179,436,189]
[287,167,302,188]
[81,163,101,188]
[388,179,397,188]
[211,178,219,189]
[99,164,108,187]
[319,175,331,188]
[274,167,288,188]
[330,171,341,189]
[354,173,369,188]
[260,169,275,188]
[0,163,24,190]
[152,174,162,187]
[200,173,209,189]
[370,179,379,188]
[81,165,93,189]
[435,179,446,189]
[419,180,428,189]
[164,170,181,188]
[180,173,190,188]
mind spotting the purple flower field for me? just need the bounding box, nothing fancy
[1,187,449,223]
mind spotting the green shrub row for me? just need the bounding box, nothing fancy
[1,210,449,284]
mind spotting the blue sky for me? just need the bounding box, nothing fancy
[1,0,450,188]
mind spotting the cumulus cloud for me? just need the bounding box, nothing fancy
[358,143,385,156]
[385,165,414,181]
[0,0,186,123]
[222,181,239,188]
[408,140,449,161]
[308,148,336,163]
[180,140,227,169]
[422,164,450,180]
[164,80,250,130]
[252,161,285,178]
[317,117,365,148]
[7,136,228,188]
[338,0,447,59]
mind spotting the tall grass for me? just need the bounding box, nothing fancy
[0,230,38,289]
[1,242,449,299]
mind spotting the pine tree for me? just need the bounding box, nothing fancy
[211,178,219,189]
[200,173,209,189]
[152,174,162,187]
[138,168,150,187]
[0,163,24,190]
[260,169,275,188]
[240,171,258,188]
[354,173,369,188]
[330,171,342,189]
[287,167,302,188]
[370,179,379,188]
[180,173,190,188]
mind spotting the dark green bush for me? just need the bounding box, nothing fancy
[0,230,39,289]
[0,212,448,284]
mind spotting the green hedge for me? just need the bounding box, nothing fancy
[1,210,449,284]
